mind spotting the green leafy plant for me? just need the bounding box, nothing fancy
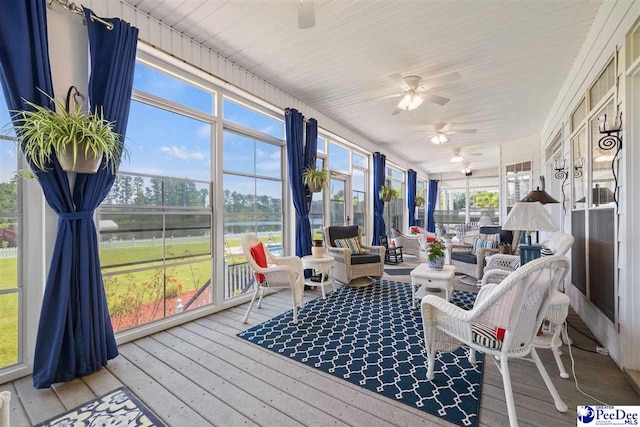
[428,240,446,262]
[302,167,330,192]
[14,169,36,180]
[379,185,400,201]
[414,193,425,207]
[9,91,125,174]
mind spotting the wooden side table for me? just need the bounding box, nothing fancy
[301,255,335,299]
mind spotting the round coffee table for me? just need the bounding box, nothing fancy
[301,255,335,299]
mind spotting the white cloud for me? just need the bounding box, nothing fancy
[197,124,211,140]
[160,145,205,161]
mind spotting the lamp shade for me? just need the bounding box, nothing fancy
[503,202,557,232]
[521,187,560,204]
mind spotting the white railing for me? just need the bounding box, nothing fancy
[0,247,17,259]
[224,261,255,299]
[99,235,209,250]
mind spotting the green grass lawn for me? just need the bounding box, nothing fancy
[0,292,18,369]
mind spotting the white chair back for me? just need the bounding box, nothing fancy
[541,232,575,256]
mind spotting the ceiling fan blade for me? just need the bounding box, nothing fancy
[420,72,461,89]
[388,74,409,90]
[422,93,450,106]
[447,129,477,134]
[392,108,403,116]
[464,153,482,157]
[298,0,315,29]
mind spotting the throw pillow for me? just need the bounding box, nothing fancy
[250,242,268,283]
[334,237,365,254]
[480,233,500,243]
[540,246,555,257]
[471,237,498,255]
[410,226,420,235]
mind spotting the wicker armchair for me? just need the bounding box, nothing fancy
[392,229,434,258]
[324,226,384,286]
[451,226,519,283]
[421,256,570,426]
[241,234,305,324]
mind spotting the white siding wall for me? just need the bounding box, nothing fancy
[540,0,640,369]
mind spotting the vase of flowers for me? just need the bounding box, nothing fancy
[427,240,446,270]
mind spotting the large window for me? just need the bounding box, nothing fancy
[417,179,427,227]
[352,153,367,236]
[0,89,20,370]
[506,161,532,212]
[384,166,404,231]
[572,128,587,209]
[436,188,466,228]
[590,99,616,207]
[309,158,325,239]
[99,62,214,332]
[222,101,284,300]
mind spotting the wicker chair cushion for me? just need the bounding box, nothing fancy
[471,237,498,255]
[250,242,267,282]
[334,237,365,254]
[479,226,513,245]
[350,254,381,265]
[471,322,503,350]
[326,225,359,247]
[451,253,477,264]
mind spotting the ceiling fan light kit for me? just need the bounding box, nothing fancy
[430,133,448,144]
[397,91,423,111]
[450,154,464,163]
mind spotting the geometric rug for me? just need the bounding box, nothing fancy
[238,280,484,427]
[35,386,165,427]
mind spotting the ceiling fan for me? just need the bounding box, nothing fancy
[298,0,315,29]
[387,72,460,115]
[416,123,477,144]
[449,148,481,163]
[460,162,472,174]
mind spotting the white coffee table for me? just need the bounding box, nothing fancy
[302,255,335,299]
[410,264,455,309]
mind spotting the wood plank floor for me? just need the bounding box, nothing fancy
[2,257,639,426]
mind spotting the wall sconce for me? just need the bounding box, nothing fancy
[573,157,583,178]
[554,159,569,215]
[597,111,622,210]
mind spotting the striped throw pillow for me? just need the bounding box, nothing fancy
[334,237,365,254]
[480,233,500,243]
[471,238,498,256]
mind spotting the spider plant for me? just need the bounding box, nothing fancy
[10,92,125,174]
[302,167,330,193]
[379,185,400,202]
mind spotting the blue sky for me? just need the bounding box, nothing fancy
[0,90,17,183]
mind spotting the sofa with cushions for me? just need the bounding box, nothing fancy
[451,226,520,283]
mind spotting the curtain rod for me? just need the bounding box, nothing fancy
[284,107,315,123]
[48,0,114,30]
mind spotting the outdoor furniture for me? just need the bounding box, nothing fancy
[241,234,305,324]
[484,231,575,378]
[421,256,570,427]
[451,226,519,284]
[324,226,384,287]
[393,228,436,258]
[380,235,404,264]
[410,264,455,308]
[302,255,335,299]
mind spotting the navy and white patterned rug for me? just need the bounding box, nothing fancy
[36,386,165,427]
[238,280,484,427]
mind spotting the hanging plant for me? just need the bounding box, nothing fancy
[379,185,400,202]
[302,167,330,193]
[10,89,125,174]
[414,193,425,207]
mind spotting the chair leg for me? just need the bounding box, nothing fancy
[468,348,476,365]
[531,348,568,413]
[243,287,260,324]
[500,355,519,427]
[550,324,570,379]
[426,333,436,380]
[257,287,265,308]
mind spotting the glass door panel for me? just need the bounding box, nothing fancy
[329,176,347,226]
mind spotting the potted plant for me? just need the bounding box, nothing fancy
[10,90,124,174]
[414,193,425,207]
[379,185,400,202]
[427,239,446,270]
[302,167,329,193]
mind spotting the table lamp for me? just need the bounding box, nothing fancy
[503,201,557,245]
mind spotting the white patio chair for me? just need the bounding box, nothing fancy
[241,234,305,324]
[421,255,570,427]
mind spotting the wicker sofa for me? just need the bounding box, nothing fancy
[451,226,520,283]
[393,228,437,258]
[324,226,385,286]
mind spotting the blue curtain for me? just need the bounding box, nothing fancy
[426,179,439,233]
[0,2,138,387]
[407,169,417,227]
[285,109,312,258]
[372,152,386,245]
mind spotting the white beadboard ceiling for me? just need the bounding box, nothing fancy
[124,0,601,174]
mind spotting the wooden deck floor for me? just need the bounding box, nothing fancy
[2,259,639,426]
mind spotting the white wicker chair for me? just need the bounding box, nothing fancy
[421,255,570,427]
[393,229,434,258]
[483,232,575,378]
[241,234,305,324]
